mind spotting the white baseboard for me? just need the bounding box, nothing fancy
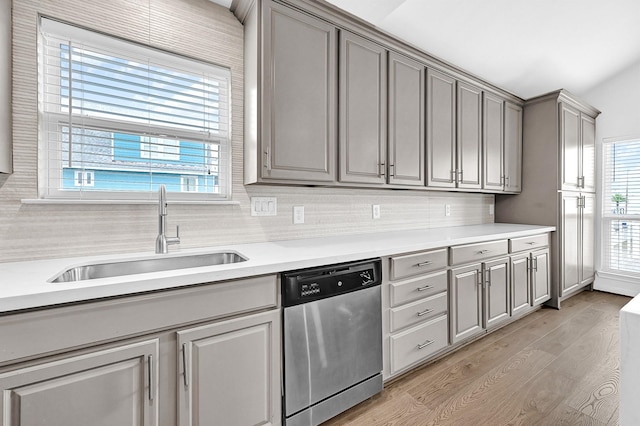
[594,272,640,297]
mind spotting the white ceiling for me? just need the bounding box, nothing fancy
[214,0,640,100]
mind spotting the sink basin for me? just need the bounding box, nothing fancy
[49,252,248,283]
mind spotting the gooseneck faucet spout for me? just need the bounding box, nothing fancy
[155,185,180,254]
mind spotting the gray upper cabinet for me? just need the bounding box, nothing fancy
[560,101,595,193]
[0,340,159,426]
[457,82,483,189]
[339,31,387,185]
[426,69,456,188]
[388,52,425,186]
[237,0,524,191]
[483,92,504,191]
[581,114,596,192]
[560,103,581,191]
[245,1,337,184]
[504,102,523,193]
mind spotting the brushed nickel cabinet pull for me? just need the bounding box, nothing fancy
[527,241,537,245]
[417,308,433,317]
[264,146,271,171]
[182,343,189,387]
[417,284,433,291]
[389,164,395,177]
[478,249,491,254]
[148,354,154,401]
[417,340,434,350]
[415,260,433,267]
[379,162,386,177]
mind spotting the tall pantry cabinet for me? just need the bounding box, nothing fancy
[495,90,600,308]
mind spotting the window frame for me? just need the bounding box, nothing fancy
[600,136,640,277]
[37,17,232,202]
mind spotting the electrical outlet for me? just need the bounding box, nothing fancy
[489,204,495,216]
[445,204,451,217]
[372,204,381,219]
[293,206,305,224]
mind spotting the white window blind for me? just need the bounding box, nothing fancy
[602,139,640,275]
[38,18,231,200]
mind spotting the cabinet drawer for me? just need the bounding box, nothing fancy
[449,240,508,265]
[390,270,448,306]
[509,234,549,253]
[390,248,448,280]
[390,314,448,374]
[390,292,447,332]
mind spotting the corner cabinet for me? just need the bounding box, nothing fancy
[244,1,337,184]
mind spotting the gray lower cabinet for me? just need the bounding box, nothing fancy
[450,263,483,343]
[0,339,159,426]
[339,31,387,185]
[245,0,337,184]
[0,275,280,425]
[483,257,510,328]
[510,252,532,315]
[177,310,280,426]
[532,248,551,305]
[387,52,425,186]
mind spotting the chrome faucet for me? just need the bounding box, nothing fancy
[155,185,180,254]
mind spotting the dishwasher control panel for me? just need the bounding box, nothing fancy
[281,258,381,307]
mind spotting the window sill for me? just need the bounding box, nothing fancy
[21,198,241,206]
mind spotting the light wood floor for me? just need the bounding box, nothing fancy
[324,290,631,426]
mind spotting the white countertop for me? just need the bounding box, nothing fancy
[0,223,555,313]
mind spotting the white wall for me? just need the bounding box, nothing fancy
[0,0,494,263]
[582,58,640,296]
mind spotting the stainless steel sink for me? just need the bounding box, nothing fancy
[49,252,248,283]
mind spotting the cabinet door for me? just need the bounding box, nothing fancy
[581,193,596,285]
[560,103,581,190]
[483,92,504,191]
[426,68,456,188]
[581,114,596,192]
[177,310,280,426]
[450,264,483,344]
[483,257,510,328]
[339,31,387,184]
[262,3,337,182]
[388,52,425,186]
[457,82,483,189]
[561,193,581,295]
[504,102,522,192]
[510,253,531,316]
[532,248,551,304]
[0,340,158,426]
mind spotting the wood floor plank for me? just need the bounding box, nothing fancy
[319,291,631,426]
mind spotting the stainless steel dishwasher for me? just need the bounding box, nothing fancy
[282,258,383,426]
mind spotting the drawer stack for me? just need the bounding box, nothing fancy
[387,249,449,375]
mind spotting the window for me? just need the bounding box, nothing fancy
[601,138,640,275]
[38,18,231,200]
